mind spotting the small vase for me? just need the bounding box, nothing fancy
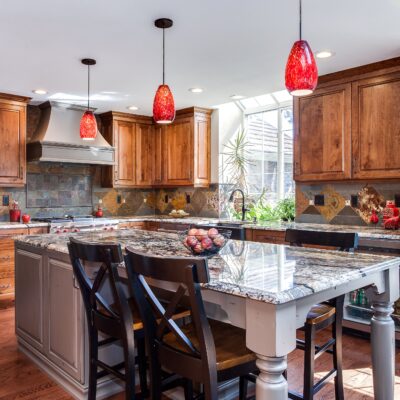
[9,209,21,223]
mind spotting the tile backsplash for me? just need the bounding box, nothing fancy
[296,181,400,226]
[0,162,220,221]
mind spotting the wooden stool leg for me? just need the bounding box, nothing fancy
[304,323,315,400]
[137,337,149,398]
[124,341,137,400]
[88,330,98,400]
[239,376,248,400]
[183,379,194,400]
[333,298,344,400]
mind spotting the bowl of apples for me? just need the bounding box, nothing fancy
[181,227,231,257]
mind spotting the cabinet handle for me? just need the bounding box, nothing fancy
[0,255,11,261]
[72,275,79,289]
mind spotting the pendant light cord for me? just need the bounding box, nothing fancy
[162,27,165,85]
[299,0,302,40]
[87,64,90,110]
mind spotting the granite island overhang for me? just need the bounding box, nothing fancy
[14,229,400,400]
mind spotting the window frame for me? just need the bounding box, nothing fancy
[243,100,294,202]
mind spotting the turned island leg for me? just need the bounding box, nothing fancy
[371,301,395,400]
[255,355,288,400]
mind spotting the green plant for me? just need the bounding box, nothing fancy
[275,197,296,221]
[221,129,253,192]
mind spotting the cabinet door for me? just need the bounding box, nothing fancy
[294,83,351,181]
[46,257,84,383]
[193,113,210,187]
[163,117,193,185]
[15,248,44,352]
[153,126,164,185]
[0,237,15,296]
[0,103,26,186]
[352,72,400,179]
[115,121,136,187]
[135,123,154,186]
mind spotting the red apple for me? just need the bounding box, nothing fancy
[193,243,203,254]
[213,235,225,247]
[195,229,208,241]
[21,214,31,223]
[186,235,198,248]
[188,228,198,236]
[201,237,213,250]
[208,228,219,239]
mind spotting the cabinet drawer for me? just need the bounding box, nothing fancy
[250,230,287,244]
[29,227,49,234]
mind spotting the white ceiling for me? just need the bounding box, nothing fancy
[1,0,400,115]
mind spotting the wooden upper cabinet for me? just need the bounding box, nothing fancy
[160,107,212,187]
[163,117,194,185]
[100,107,212,188]
[352,72,400,179]
[294,83,351,182]
[0,93,30,187]
[135,122,154,187]
[193,111,211,187]
[115,120,136,187]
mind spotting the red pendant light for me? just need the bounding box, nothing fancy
[153,18,175,124]
[80,58,98,140]
[285,0,318,96]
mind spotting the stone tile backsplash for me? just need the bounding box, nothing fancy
[296,181,400,226]
[0,162,220,221]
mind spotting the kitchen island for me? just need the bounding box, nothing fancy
[15,229,400,400]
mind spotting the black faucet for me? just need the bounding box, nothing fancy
[229,189,249,221]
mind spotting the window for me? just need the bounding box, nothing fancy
[245,104,294,204]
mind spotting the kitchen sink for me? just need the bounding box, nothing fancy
[191,220,247,240]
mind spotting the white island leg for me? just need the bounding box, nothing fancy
[255,355,288,400]
[371,301,395,400]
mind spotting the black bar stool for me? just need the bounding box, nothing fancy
[285,229,358,400]
[124,247,258,400]
[68,237,148,400]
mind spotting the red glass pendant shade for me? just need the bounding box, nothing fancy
[285,40,318,96]
[153,84,175,124]
[80,110,97,140]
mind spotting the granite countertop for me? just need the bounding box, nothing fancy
[15,229,400,305]
[114,216,400,240]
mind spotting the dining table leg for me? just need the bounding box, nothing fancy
[255,354,288,400]
[371,300,395,400]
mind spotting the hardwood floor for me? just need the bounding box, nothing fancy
[0,305,398,399]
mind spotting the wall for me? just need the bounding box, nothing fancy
[296,181,400,226]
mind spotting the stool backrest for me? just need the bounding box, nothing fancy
[124,247,217,398]
[68,237,133,340]
[285,229,359,252]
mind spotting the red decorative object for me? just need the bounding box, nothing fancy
[153,84,175,124]
[384,216,399,230]
[369,209,379,225]
[22,214,31,223]
[95,207,103,218]
[80,111,97,140]
[382,200,399,222]
[285,40,318,96]
[9,209,21,223]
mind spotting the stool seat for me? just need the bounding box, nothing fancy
[306,303,336,325]
[163,319,256,371]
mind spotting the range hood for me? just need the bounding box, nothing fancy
[27,101,115,165]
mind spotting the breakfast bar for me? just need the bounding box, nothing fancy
[15,230,400,400]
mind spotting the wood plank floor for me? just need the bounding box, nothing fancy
[0,304,399,400]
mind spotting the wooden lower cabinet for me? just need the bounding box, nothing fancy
[246,229,287,245]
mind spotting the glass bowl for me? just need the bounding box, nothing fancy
[180,228,231,257]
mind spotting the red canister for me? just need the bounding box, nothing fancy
[9,209,21,222]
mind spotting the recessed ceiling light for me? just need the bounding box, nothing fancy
[188,87,203,93]
[32,89,47,95]
[230,95,245,100]
[315,50,335,59]
[127,106,139,111]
